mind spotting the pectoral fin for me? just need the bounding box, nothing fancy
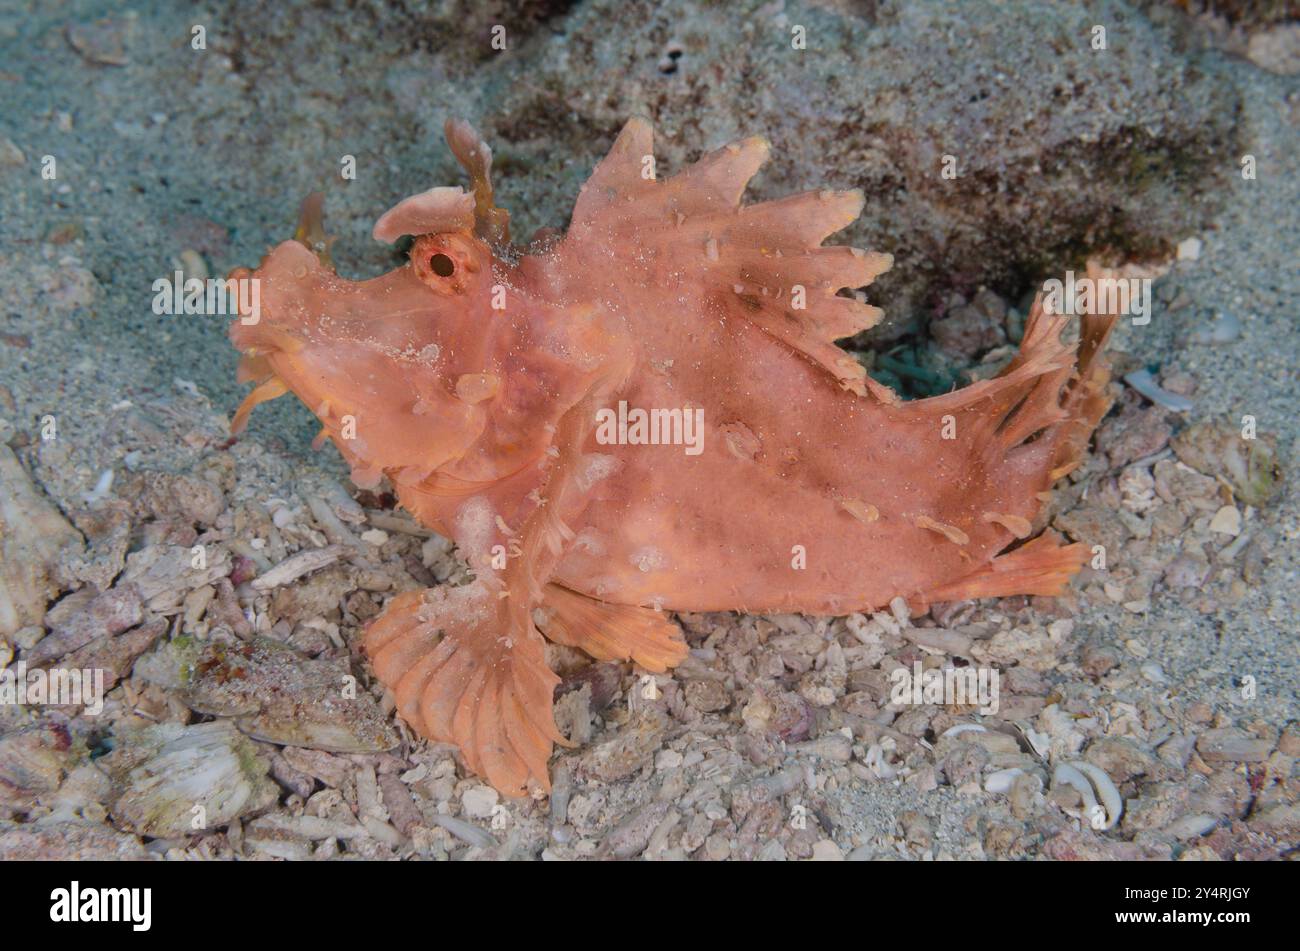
[365,582,566,796]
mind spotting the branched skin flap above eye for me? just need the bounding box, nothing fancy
[409,232,487,296]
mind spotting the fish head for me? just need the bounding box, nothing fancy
[227,187,510,490]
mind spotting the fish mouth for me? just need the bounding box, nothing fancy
[227,193,341,434]
[225,260,311,435]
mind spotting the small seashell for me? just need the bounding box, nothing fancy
[1208,504,1241,536]
[428,813,498,849]
[862,740,897,780]
[83,469,114,504]
[941,723,987,738]
[1139,662,1167,684]
[1189,310,1240,345]
[178,249,209,284]
[1024,727,1051,759]
[306,497,366,551]
[1171,420,1282,507]
[251,544,348,591]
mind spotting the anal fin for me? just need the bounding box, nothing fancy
[540,584,688,673]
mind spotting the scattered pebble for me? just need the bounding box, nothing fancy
[1208,505,1241,536]
[0,138,25,169]
[1176,236,1201,261]
[1190,311,1241,345]
[66,16,135,66]
[461,785,500,820]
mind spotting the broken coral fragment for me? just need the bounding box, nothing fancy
[102,721,277,838]
[0,446,84,638]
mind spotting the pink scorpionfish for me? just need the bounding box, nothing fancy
[229,117,1119,795]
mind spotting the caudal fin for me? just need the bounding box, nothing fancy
[898,261,1121,606]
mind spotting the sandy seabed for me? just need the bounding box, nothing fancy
[0,0,1296,861]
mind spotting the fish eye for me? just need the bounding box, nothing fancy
[409,233,477,294]
[429,253,455,277]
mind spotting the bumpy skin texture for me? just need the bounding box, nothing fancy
[229,118,1119,795]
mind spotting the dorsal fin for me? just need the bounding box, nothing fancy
[564,118,894,399]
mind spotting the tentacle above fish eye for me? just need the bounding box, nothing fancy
[293,191,336,270]
[408,231,486,295]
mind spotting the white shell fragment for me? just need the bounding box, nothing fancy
[1122,368,1194,412]
[251,544,349,591]
[941,723,988,739]
[983,767,1025,794]
[1052,761,1123,831]
[1189,310,1241,344]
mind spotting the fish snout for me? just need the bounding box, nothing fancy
[227,240,331,353]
